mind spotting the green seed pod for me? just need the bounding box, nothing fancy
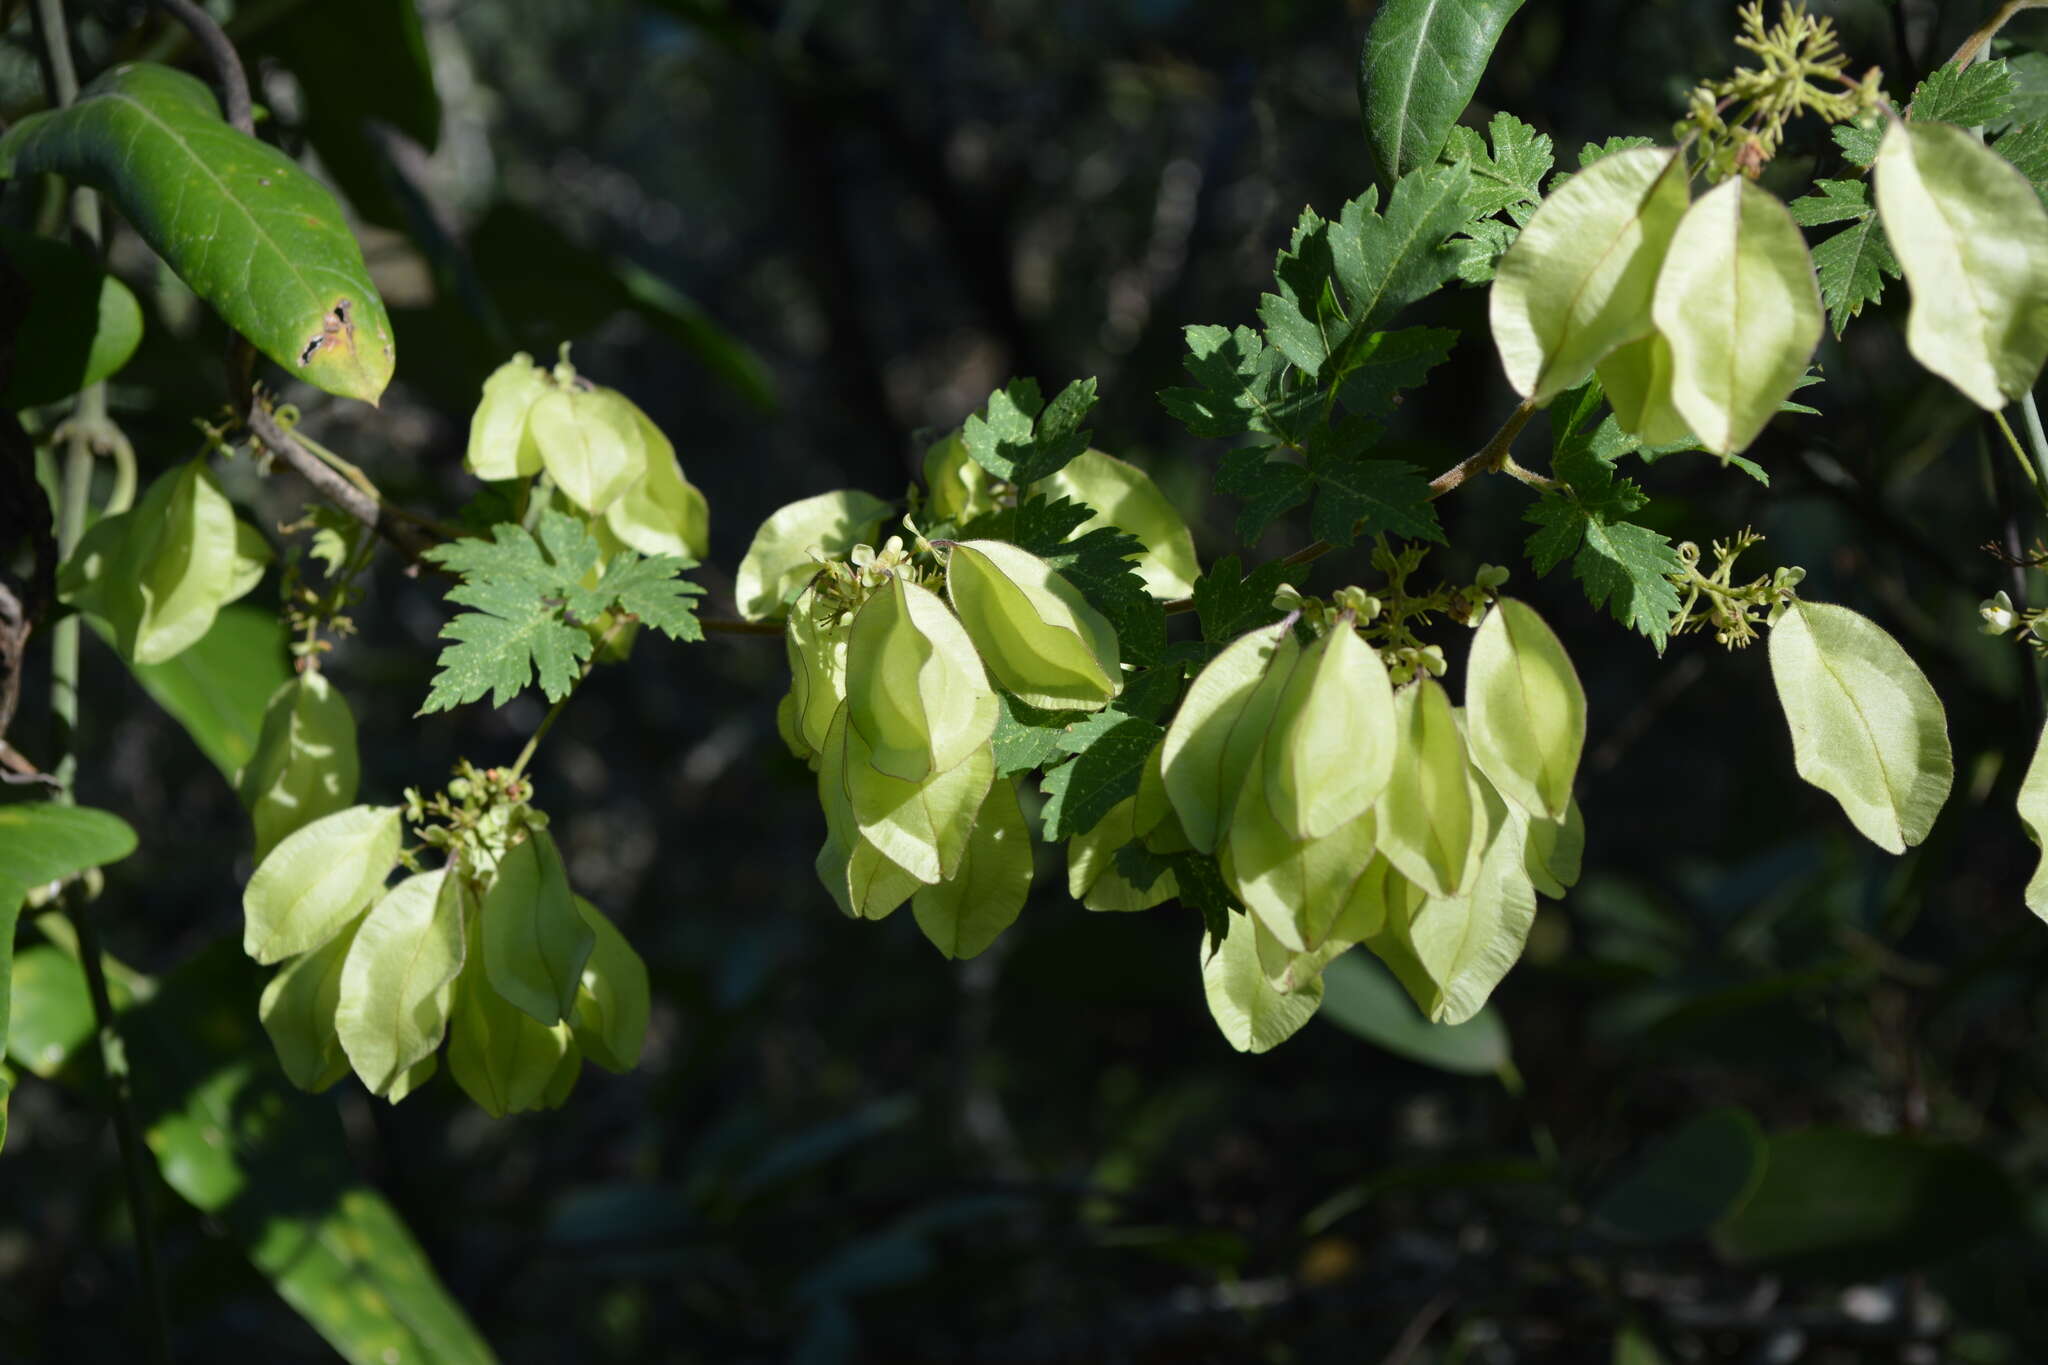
[1254,921,1351,997]
[1597,332,1691,445]
[1068,792,1178,913]
[736,490,893,622]
[912,778,1034,959]
[839,720,994,885]
[944,540,1121,711]
[1522,798,1585,899]
[258,914,361,1093]
[1202,916,1324,1054]
[527,383,649,514]
[814,702,927,920]
[239,670,360,864]
[481,823,594,1026]
[844,575,998,783]
[604,405,710,560]
[1465,598,1586,821]
[1375,678,1482,898]
[569,896,649,1074]
[335,868,466,1097]
[1033,449,1200,599]
[465,352,548,480]
[1220,770,1378,953]
[784,585,852,763]
[1259,623,1397,842]
[1159,622,1300,854]
[922,428,998,523]
[447,923,575,1118]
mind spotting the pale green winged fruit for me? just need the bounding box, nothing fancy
[1033,450,1200,599]
[481,823,595,1025]
[570,897,650,1073]
[783,585,854,763]
[844,574,999,782]
[1874,119,2048,411]
[527,382,648,514]
[1597,332,1692,446]
[605,407,709,560]
[1490,146,1690,405]
[737,490,893,621]
[1259,621,1396,841]
[1465,599,1585,821]
[814,702,927,920]
[1376,678,1481,898]
[1768,600,1951,853]
[1221,771,1377,953]
[259,915,362,1092]
[2020,723,2048,921]
[839,716,995,884]
[335,868,467,1097]
[1524,798,1585,899]
[1160,621,1300,853]
[923,429,999,523]
[238,670,359,863]
[1651,176,1823,456]
[944,540,1121,711]
[912,778,1034,959]
[465,353,548,480]
[1202,917,1324,1054]
[448,919,576,1118]
[243,804,402,964]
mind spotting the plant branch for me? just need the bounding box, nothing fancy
[151,0,252,135]
[1950,0,2048,71]
[1162,399,1542,615]
[1992,408,2048,518]
[246,400,439,564]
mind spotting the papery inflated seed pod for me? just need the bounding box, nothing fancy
[1465,598,1586,821]
[1160,620,1301,854]
[604,404,710,560]
[465,352,549,480]
[943,540,1121,711]
[813,703,929,921]
[569,896,649,1073]
[783,585,853,763]
[448,918,577,1118]
[912,778,1034,959]
[736,490,893,622]
[239,670,360,863]
[527,382,649,514]
[1258,621,1397,842]
[843,575,998,783]
[1033,449,1200,599]
[922,429,999,524]
[1220,777,1378,953]
[1375,677,1483,898]
[480,823,594,1026]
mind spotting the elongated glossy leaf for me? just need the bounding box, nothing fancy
[243,805,402,963]
[2018,721,2048,919]
[8,944,131,1077]
[1768,601,1952,854]
[120,604,289,780]
[1359,0,1529,192]
[259,917,360,1093]
[570,897,648,1073]
[1376,678,1480,897]
[736,490,892,621]
[1591,1107,1766,1243]
[1318,950,1510,1074]
[1875,119,2048,410]
[1490,148,1688,404]
[1652,178,1823,455]
[0,225,143,407]
[125,943,495,1363]
[336,869,467,1095]
[1465,598,1585,819]
[0,64,394,403]
[238,670,359,863]
[0,802,137,897]
[481,828,591,1026]
[912,778,1034,959]
[1202,918,1323,1054]
[1033,450,1201,599]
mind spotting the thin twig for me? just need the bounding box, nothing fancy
[245,401,438,564]
[152,0,252,134]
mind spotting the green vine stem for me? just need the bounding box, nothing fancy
[30,1,173,1359]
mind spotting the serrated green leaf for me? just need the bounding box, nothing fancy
[963,377,1098,483]
[1185,555,1309,657]
[1571,519,1684,646]
[1359,0,1529,191]
[1039,711,1163,841]
[1158,324,1310,440]
[1305,421,1442,547]
[1215,447,1312,542]
[1787,178,1871,227]
[1994,121,2048,208]
[990,692,1068,776]
[1769,600,1952,854]
[0,64,393,403]
[1335,326,1459,417]
[1910,57,2014,128]
[1448,112,1554,218]
[1035,449,1201,600]
[1809,209,1900,338]
[589,553,704,641]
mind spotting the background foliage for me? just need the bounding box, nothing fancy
[10,0,2048,1359]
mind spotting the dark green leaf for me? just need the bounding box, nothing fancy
[1444,112,1554,218]
[1714,1129,2015,1277]
[1590,1108,1767,1243]
[1318,952,1510,1075]
[0,803,137,900]
[0,227,142,407]
[1911,58,2014,128]
[1306,420,1442,546]
[7,945,117,1077]
[1810,211,1900,338]
[962,377,1097,484]
[1215,447,1312,542]
[1994,121,2048,208]
[1185,555,1309,657]
[589,554,706,642]
[1359,0,1530,192]
[1038,712,1162,841]
[116,604,289,781]
[990,693,1067,776]
[0,65,394,403]
[1786,178,1871,226]
[1040,527,1166,667]
[1833,118,1882,168]
[1159,323,1312,441]
[1335,326,1459,417]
